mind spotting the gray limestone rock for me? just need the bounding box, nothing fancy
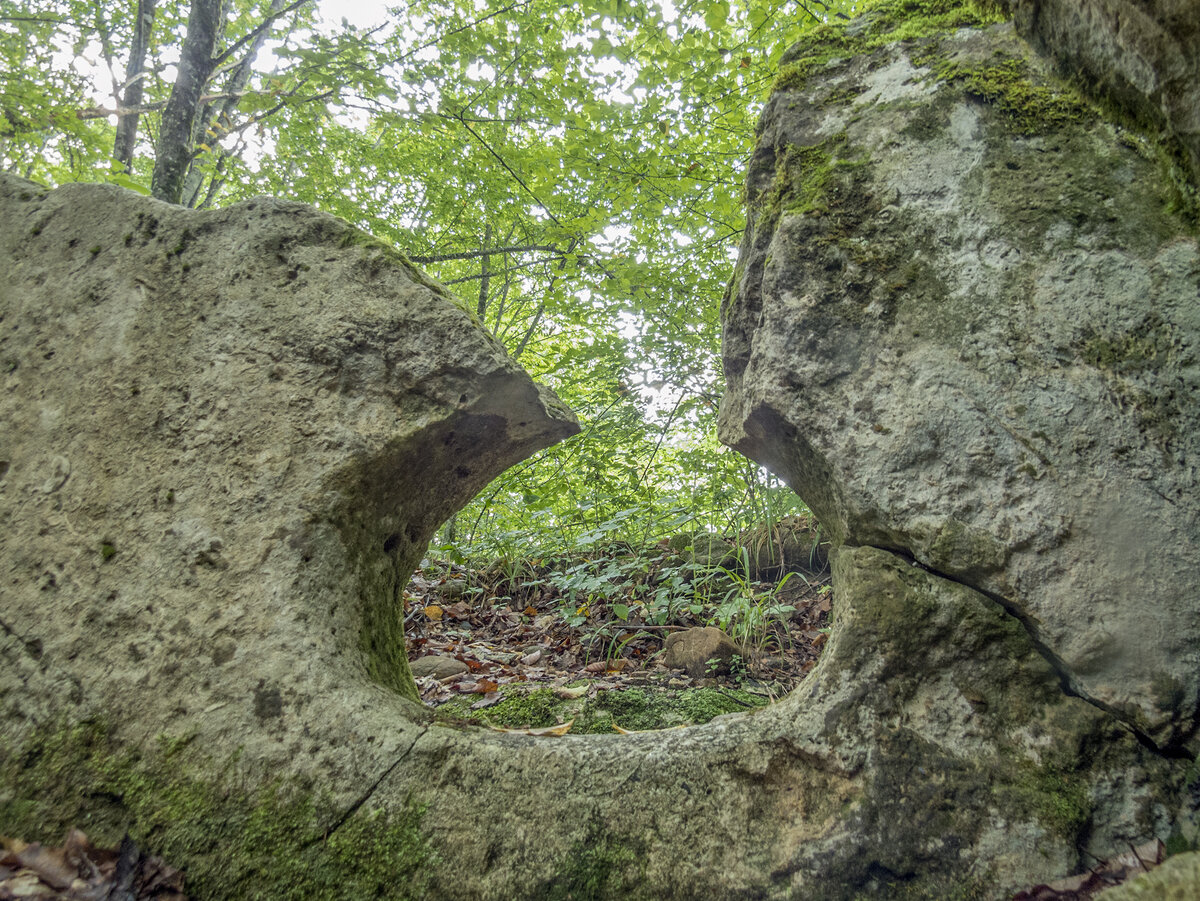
[0,170,578,848]
[998,0,1200,193]
[409,655,469,680]
[720,14,1200,747]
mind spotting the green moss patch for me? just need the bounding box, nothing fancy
[932,56,1089,135]
[433,683,767,734]
[1081,313,1188,375]
[775,0,1008,93]
[538,819,648,901]
[0,719,435,900]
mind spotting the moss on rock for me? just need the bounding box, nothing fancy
[775,0,1009,93]
[0,718,436,900]
[1095,851,1200,900]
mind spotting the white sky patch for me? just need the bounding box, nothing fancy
[321,0,394,31]
[589,224,637,261]
[466,60,497,82]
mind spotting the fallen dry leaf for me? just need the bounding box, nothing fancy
[612,722,688,734]
[488,718,575,736]
[471,692,503,709]
[11,843,76,890]
[0,830,187,901]
[553,685,588,700]
[1012,838,1164,900]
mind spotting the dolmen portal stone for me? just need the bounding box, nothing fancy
[719,4,1200,748]
[3,3,1199,898]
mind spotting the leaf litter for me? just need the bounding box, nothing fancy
[0,831,186,900]
[404,551,835,714]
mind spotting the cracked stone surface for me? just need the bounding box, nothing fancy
[719,17,1200,748]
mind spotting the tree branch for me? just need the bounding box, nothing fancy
[211,0,313,68]
[457,116,560,226]
[394,1,531,67]
[477,223,492,317]
[409,242,559,264]
[152,0,221,203]
[113,0,157,172]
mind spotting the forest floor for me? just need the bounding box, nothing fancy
[403,546,833,731]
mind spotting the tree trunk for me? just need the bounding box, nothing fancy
[180,0,293,207]
[113,0,157,173]
[151,0,221,203]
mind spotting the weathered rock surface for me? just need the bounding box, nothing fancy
[720,9,1200,748]
[998,0,1200,193]
[0,173,579,717]
[664,626,741,677]
[2,6,1197,900]
[409,655,469,680]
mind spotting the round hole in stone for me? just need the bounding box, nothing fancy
[405,511,833,732]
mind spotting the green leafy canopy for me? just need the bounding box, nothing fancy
[0,0,859,552]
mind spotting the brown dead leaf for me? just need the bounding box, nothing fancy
[1012,838,1164,900]
[0,870,52,896]
[583,661,607,673]
[489,718,575,736]
[520,649,543,666]
[612,723,687,733]
[553,685,588,700]
[470,691,503,709]
[12,842,76,890]
[523,606,538,617]
[0,830,187,901]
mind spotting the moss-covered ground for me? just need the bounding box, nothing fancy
[433,682,768,734]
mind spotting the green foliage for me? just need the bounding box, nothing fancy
[1,0,863,556]
[709,560,805,650]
